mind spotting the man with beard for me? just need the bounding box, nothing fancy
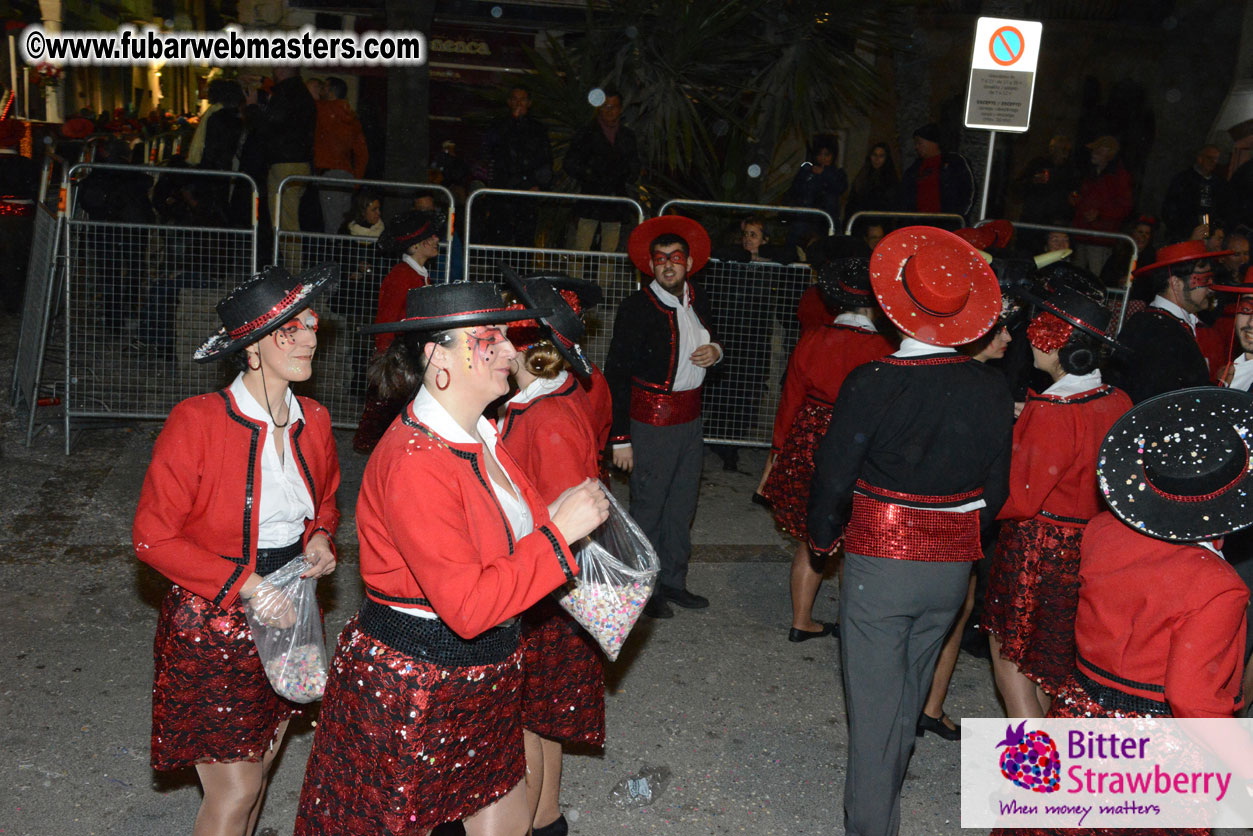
[1108,240,1231,402]
[606,216,721,619]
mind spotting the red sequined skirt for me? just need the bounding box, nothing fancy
[295,616,525,836]
[150,585,300,771]
[982,518,1083,695]
[521,598,605,746]
[990,676,1206,836]
[762,400,832,539]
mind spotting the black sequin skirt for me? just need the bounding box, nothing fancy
[762,401,832,539]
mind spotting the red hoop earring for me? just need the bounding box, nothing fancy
[247,352,261,371]
[435,367,450,390]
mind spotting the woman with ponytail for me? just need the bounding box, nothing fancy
[981,285,1132,718]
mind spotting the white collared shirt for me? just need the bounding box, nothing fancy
[1229,353,1253,393]
[1150,295,1198,335]
[393,387,534,618]
[229,374,314,549]
[1198,540,1226,559]
[1041,370,1104,398]
[403,253,430,279]
[507,371,569,406]
[892,336,958,357]
[650,280,721,392]
[834,311,877,332]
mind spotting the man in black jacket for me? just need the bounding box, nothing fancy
[808,226,1012,836]
[481,85,552,246]
[607,216,721,619]
[1161,145,1232,242]
[899,123,975,223]
[563,89,640,271]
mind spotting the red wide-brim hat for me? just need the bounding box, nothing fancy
[1133,239,1233,277]
[952,226,997,250]
[984,219,1015,248]
[60,116,95,139]
[627,215,711,277]
[869,226,1002,346]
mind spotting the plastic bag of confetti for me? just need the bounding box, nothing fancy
[557,485,660,660]
[242,556,327,703]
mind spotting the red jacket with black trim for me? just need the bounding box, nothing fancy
[604,280,720,443]
[1077,512,1248,717]
[771,323,894,452]
[580,363,613,454]
[356,401,578,639]
[374,260,428,353]
[501,375,600,504]
[132,389,341,608]
[997,384,1132,524]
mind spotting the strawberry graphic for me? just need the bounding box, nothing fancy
[996,721,1061,793]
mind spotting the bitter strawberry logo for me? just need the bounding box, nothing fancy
[996,721,1061,793]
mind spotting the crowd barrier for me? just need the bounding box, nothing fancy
[61,162,260,453]
[658,198,835,244]
[11,153,69,445]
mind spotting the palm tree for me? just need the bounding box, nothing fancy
[526,0,912,206]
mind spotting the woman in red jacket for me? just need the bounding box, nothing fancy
[352,209,443,452]
[982,285,1132,718]
[500,273,605,836]
[296,281,608,836]
[133,264,342,836]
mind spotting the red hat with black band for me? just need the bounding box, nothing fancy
[377,210,444,257]
[1132,239,1232,278]
[627,215,711,277]
[869,225,1002,346]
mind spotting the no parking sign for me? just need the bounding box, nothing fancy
[964,17,1042,132]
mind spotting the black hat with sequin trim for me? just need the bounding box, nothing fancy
[376,209,445,257]
[194,263,338,363]
[1097,386,1253,542]
[360,280,549,335]
[817,257,875,309]
[500,266,594,380]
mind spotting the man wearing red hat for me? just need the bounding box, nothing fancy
[1108,239,1230,402]
[606,215,721,619]
[0,119,37,312]
[807,226,1013,836]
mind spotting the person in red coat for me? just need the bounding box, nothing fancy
[352,209,444,452]
[992,386,1253,836]
[134,264,341,836]
[761,257,895,642]
[296,281,608,836]
[982,286,1132,719]
[499,272,606,836]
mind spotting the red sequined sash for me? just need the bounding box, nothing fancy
[843,494,982,562]
[630,386,702,426]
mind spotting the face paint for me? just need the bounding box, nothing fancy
[465,325,508,371]
[272,310,319,349]
[1189,269,1214,289]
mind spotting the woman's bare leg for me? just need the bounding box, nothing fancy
[989,634,1046,718]
[790,541,826,632]
[533,737,564,829]
[194,759,266,836]
[244,718,289,836]
[522,730,544,825]
[463,780,529,836]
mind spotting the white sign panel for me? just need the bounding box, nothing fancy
[964,16,1043,133]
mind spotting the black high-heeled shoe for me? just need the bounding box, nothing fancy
[751,492,772,510]
[787,622,838,642]
[916,711,961,741]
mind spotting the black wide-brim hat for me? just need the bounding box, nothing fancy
[817,257,875,309]
[500,267,594,379]
[514,272,604,311]
[1097,387,1253,542]
[360,280,549,335]
[1010,283,1122,349]
[194,263,339,363]
[377,210,444,257]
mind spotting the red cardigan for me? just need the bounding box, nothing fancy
[501,375,600,504]
[579,363,613,454]
[997,385,1132,523]
[133,389,341,608]
[1077,512,1248,717]
[374,260,428,353]
[356,401,578,639]
[771,323,894,452]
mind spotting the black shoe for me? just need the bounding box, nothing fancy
[750,492,772,510]
[532,815,568,836]
[661,585,709,609]
[787,622,838,642]
[916,712,961,741]
[643,596,674,619]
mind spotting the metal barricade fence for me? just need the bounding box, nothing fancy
[273,177,455,280]
[11,153,69,445]
[844,210,967,235]
[62,163,259,452]
[978,220,1139,335]
[143,131,183,165]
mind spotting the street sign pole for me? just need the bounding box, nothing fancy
[979,130,996,222]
